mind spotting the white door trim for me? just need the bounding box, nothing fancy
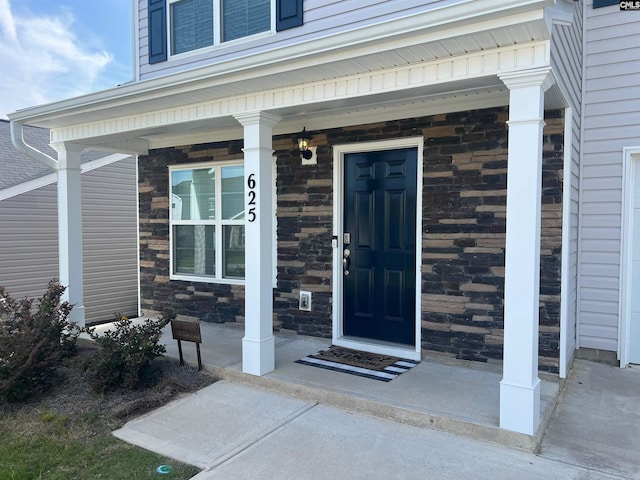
[332,136,423,362]
[619,146,640,367]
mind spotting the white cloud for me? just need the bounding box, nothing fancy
[0,0,114,118]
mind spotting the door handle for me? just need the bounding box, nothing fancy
[343,248,351,276]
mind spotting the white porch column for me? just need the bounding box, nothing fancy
[234,112,281,376]
[52,142,86,326]
[498,68,554,435]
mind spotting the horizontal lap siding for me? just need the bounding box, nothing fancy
[579,2,640,351]
[0,158,139,324]
[0,185,59,300]
[551,0,582,369]
[138,0,460,79]
[82,157,139,323]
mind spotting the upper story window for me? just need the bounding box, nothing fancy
[148,0,303,64]
[169,0,271,55]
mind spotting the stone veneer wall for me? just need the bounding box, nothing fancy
[138,106,564,371]
[419,108,564,372]
[138,141,246,323]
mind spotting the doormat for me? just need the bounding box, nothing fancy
[295,346,419,382]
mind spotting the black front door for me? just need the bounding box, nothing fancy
[343,148,417,345]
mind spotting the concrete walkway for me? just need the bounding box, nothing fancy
[110,321,640,479]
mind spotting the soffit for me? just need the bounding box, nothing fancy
[7,1,575,153]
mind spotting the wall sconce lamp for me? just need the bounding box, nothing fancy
[297,127,313,159]
[296,127,317,165]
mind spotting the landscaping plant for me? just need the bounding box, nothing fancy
[0,280,80,402]
[85,312,173,392]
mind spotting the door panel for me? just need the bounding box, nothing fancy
[343,148,417,345]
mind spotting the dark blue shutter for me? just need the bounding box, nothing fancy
[148,0,167,64]
[276,0,303,31]
[593,0,619,7]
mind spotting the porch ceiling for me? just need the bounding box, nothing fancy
[8,0,571,152]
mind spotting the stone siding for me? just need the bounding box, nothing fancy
[138,106,564,372]
[138,142,246,323]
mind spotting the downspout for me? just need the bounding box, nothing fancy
[9,121,58,170]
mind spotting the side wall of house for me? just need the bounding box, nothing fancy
[578,1,640,351]
[82,157,140,323]
[551,0,583,368]
[137,0,465,80]
[138,106,564,371]
[0,159,139,324]
[0,184,59,300]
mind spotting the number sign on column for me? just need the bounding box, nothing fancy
[247,173,256,222]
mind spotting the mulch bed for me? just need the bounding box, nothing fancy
[0,339,217,429]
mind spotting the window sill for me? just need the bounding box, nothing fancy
[170,274,245,286]
[168,30,276,62]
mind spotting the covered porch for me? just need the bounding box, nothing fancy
[158,320,561,452]
[8,0,579,438]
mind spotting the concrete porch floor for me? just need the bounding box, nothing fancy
[158,321,559,452]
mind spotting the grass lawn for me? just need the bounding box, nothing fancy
[0,340,215,480]
[0,420,200,479]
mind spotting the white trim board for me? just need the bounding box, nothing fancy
[559,106,574,379]
[332,137,424,362]
[0,153,132,202]
[619,146,640,367]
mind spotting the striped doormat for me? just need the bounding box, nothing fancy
[295,345,419,382]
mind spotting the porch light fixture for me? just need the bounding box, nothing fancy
[297,127,313,160]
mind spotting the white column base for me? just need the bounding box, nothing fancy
[68,304,85,327]
[242,335,275,376]
[499,378,541,435]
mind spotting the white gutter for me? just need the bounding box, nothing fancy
[9,121,58,170]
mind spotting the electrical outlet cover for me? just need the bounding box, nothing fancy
[299,291,312,311]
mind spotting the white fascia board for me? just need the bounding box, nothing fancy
[46,40,549,146]
[0,153,132,201]
[7,0,551,127]
[545,0,576,28]
[146,87,511,149]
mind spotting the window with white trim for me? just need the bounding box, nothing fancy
[170,162,245,282]
[169,0,272,55]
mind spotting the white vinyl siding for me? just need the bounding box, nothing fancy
[550,1,583,375]
[0,184,59,300]
[82,157,140,323]
[578,1,640,351]
[0,157,139,324]
[137,0,463,80]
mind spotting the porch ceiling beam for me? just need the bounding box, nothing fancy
[46,41,550,147]
[89,138,149,156]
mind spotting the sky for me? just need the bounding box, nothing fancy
[0,0,132,119]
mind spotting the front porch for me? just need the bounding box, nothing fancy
[159,320,560,451]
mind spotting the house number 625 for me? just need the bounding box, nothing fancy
[247,173,256,222]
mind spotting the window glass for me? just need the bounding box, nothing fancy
[223,225,245,278]
[223,0,270,42]
[171,167,215,221]
[173,225,216,275]
[171,0,214,55]
[170,162,246,282]
[221,165,245,219]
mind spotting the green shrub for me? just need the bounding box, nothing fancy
[85,313,172,393]
[0,281,80,402]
